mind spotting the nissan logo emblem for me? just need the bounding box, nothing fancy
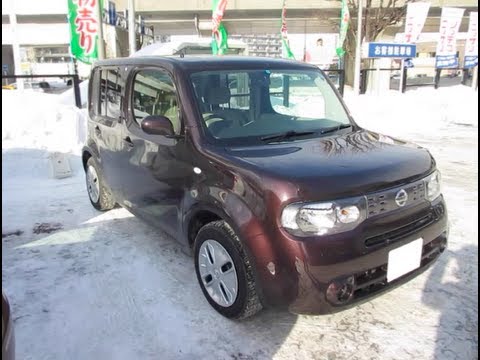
[395,189,408,207]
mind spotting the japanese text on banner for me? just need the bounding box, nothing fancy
[436,7,465,68]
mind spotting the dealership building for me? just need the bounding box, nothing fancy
[2,0,478,80]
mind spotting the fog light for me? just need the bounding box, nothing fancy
[326,276,355,305]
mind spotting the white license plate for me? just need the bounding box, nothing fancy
[387,238,423,282]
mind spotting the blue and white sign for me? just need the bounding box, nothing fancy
[436,55,458,68]
[367,43,417,58]
[108,1,117,26]
[465,56,478,68]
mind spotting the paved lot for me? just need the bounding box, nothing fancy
[2,94,478,360]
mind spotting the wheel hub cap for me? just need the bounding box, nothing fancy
[86,165,100,203]
[198,239,238,307]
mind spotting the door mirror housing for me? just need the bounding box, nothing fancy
[141,115,174,137]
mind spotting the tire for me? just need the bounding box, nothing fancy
[85,157,116,211]
[194,220,263,319]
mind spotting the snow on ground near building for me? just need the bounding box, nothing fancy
[2,86,478,359]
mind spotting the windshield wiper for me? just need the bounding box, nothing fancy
[260,130,316,143]
[319,124,352,135]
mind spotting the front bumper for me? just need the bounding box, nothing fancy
[253,197,448,315]
[288,231,447,315]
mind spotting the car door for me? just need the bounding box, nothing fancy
[89,66,128,201]
[118,67,193,237]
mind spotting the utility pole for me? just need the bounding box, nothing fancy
[353,0,363,95]
[95,0,105,59]
[128,0,136,55]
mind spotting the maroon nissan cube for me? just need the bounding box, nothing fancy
[82,56,448,319]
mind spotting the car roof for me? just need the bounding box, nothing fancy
[93,56,319,72]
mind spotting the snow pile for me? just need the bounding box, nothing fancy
[57,80,89,108]
[2,90,87,155]
[344,85,478,138]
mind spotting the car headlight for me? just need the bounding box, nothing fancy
[426,170,442,201]
[281,196,367,237]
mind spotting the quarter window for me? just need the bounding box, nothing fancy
[93,67,123,120]
[99,69,123,118]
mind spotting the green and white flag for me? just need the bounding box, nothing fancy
[280,1,295,59]
[212,0,229,55]
[336,0,350,58]
[68,0,102,64]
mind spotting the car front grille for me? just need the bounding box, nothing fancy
[366,180,426,217]
[364,203,445,247]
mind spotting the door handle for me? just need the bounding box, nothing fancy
[123,136,134,147]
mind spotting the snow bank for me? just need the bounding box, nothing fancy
[57,80,89,108]
[2,90,87,155]
[344,85,478,138]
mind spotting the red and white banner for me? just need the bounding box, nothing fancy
[436,7,465,68]
[404,2,431,44]
[465,12,478,68]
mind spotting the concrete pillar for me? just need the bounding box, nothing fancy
[128,0,136,55]
[8,0,23,90]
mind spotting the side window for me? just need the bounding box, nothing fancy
[132,70,180,134]
[97,68,123,119]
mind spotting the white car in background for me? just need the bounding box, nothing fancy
[132,38,248,57]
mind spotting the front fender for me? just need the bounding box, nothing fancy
[182,175,301,309]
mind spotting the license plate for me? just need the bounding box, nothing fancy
[387,238,423,282]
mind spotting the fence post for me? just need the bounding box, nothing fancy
[461,68,469,85]
[434,69,441,89]
[360,70,366,94]
[339,70,345,96]
[73,59,82,108]
[401,66,407,93]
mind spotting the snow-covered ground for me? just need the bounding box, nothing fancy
[2,86,478,360]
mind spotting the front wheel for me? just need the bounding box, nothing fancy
[85,157,115,211]
[194,220,263,319]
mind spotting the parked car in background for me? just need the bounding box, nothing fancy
[83,56,448,319]
[132,38,248,57]
[2,78,72,94]
[2,291,15,360]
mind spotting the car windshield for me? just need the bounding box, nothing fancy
[190,69,351,145]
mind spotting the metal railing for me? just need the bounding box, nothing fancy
[360,68,400,94]
[360,66,478,93]
[2,74,82,108]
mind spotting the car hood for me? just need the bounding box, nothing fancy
[222,130,435,200]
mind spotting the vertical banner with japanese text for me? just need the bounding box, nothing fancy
[436,7,465,68]
[465,12,478,68]
[403,2,430,44]
[335,0,350,58]
[280,0,295,59]
[68,0,102,64]
[212,0,228,55]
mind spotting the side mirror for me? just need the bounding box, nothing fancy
[141,115,174,137]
